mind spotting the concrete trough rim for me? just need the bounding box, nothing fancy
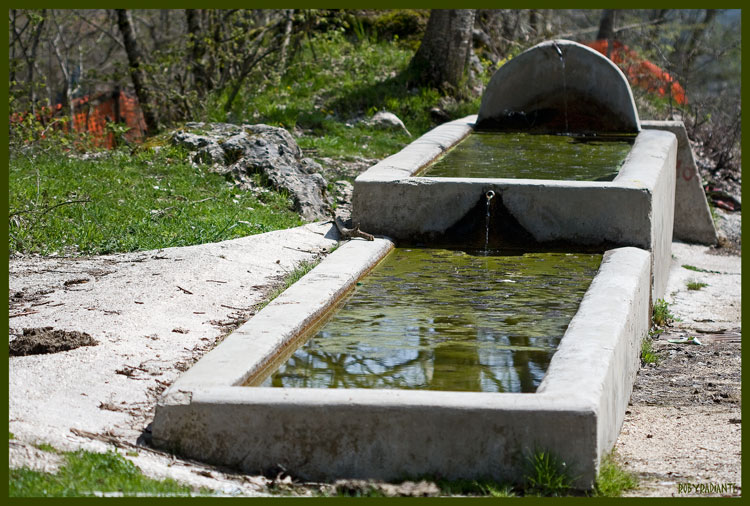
[172,386,592,412]
[360,116,668,191]
[161,240,644,397]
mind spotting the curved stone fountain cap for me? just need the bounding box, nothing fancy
[476,39,640,134]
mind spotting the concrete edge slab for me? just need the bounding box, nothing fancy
[163,238,395,391]
[538,246,652,468]
[355,115,476,182]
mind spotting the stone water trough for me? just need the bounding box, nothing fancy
[152,40,717,489]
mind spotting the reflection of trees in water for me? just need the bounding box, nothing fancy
[268,250,599,393]
[270,323,554,393]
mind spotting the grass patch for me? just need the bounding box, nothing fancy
[592,451,638,497]
[8,145,302,256]
[640,337,659,365]
[652,298,675,327]
[9,449,206,497]
[32,442,59,454]
[256,257,323,312]
[435,478,515,497]
[213,30,485,162]
[686,280,709,290]
[682,264,721,274]
[523,449,574,496]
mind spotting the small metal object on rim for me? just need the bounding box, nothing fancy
[485,190,495,200]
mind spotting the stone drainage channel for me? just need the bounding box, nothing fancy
[151,40,717,490]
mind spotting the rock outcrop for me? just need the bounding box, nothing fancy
[173,122,331,221]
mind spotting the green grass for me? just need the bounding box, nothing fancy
[8,145,302,256]
[687,280,709,290]
[32,442,59,454]
[652,298,675,327]
[641,337,659,365]
[10,31,489,257]
[682,264,721,274]
[256,258,322,312]
[211,30,484,162]
[435,478,515,497]
[9,449,207,497]
[592,451,638,497]
[523,449,574,496]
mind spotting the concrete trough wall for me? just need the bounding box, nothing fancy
[152,241,651,489]
[353,115,676,300]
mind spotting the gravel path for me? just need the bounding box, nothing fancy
[616,236,741,497]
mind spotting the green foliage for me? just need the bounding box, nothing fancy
[33,442,59,454]
[682,264,720,274]
[523,449,574,496]
[9,104,96,155]
[371,10,428,43]
[207,30,483,161]
[593,451,638,497]
[8,145,301,256]
[686,280,708,290]
[640,337,659,365]
[9,449,203,497]
[435,478,515,497]
[257,258,321,312]
[652,298,675,328]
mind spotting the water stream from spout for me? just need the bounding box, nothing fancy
[485,190,495,253]
[553,42,569,134]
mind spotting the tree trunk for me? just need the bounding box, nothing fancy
[50,29,74,127]
[596,9,616,41]
[528,9,539,38]
[185,9,209,96]
[682,9,717,76]
[278,9,295,72]
[408,9,476,96]
[115,8,158,133]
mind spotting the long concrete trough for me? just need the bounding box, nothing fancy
[152,238,651,489]
[353,115,678,301]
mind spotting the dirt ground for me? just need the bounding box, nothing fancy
[8,209,741,497]
[615,210,741,497]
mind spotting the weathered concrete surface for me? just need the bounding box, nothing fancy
[154,385,597,486]
[354,123,676,300]
[476,40,640,134]
[641,120,718,245]
[152,246,651,490]
[613,128,676,300]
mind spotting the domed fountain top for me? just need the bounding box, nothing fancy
[476,39,640,134]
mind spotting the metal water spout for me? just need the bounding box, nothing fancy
[485,190,495,252]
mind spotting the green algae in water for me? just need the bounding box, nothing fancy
[421,132,633,181]
[261,248,602,393]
